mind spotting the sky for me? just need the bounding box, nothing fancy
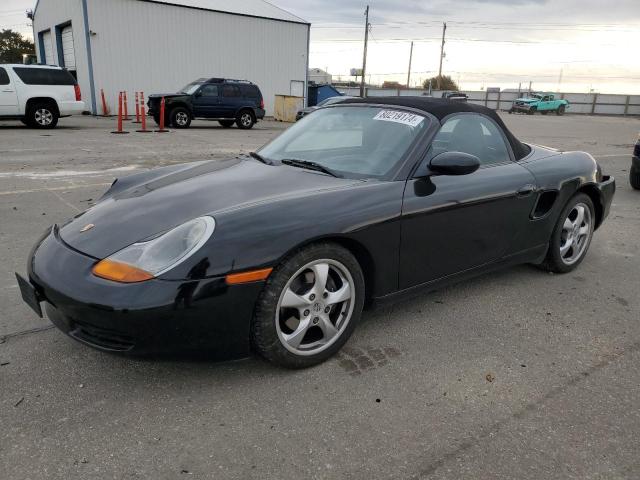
[2,0,639,94]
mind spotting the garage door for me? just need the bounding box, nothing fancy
[42,31,54,65]
[61,25,76,70]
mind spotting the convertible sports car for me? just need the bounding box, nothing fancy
[17,98,615,368]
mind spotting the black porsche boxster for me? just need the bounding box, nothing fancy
[17,98,616,368]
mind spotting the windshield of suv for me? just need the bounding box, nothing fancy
[259,106,429,179]
[531,94,543,100]
[179,83,202,95]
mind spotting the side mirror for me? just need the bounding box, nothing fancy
[429,151,480,176]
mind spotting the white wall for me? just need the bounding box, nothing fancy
[86,0,309,116]
[33,0,93,112]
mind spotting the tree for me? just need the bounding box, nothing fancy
[423,75,459,91]
[0,29,35,64]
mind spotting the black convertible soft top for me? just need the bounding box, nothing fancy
[341,96,531,160]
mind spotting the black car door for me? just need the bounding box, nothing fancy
[399,113,538,289]
[192,84,220,117]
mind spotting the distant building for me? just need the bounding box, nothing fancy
[32,0,310,115]
[308,68,332,85]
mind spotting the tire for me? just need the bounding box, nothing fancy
[236,110,255,130]
[252,243,365,369]
[27,102,58,129]
[219,120,235,128]
[557,105,566,116]
[630,167,640,190]
[539,193,595,273]
[170,107,191,128]
[527,107,537,116]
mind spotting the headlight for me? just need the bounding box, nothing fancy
[92,216,215,283]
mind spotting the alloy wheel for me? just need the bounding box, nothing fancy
[35,108,53,126]
[175,112,189,126]
[240,113,252,127]
[276,259,355,356]
[560,203,592,265]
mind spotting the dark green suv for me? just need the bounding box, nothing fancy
[148,78,265,129]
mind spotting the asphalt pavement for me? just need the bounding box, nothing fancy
[1,113,639,479]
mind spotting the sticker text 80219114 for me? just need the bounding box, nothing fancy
[373,110,424,127]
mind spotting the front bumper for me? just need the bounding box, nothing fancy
[23,228,263,358]
[511,103,534,112]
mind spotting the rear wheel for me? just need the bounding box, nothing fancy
[170,107,191,128]
[236,110,255,130]
[219,120,235,128]
[27,102,59,129]
[539,193,595,273]
[252,243,365,368]
[556,105,566,116]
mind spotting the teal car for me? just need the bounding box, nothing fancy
[510,93,569,116]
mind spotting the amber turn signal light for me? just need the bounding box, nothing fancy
[225,268,273,285]
[92,260,155,283]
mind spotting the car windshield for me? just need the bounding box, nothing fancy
[259,106,429,179]
[179,83,202,95]
[531,94,543,99]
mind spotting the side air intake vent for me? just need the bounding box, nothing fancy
[532,191,558,219]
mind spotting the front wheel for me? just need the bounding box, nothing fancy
[170,107,191,128]
[527,107,537,116]
[252,243,365,369]
[556,105,566,116]
[539,193,595,273]
[236,110,255,130]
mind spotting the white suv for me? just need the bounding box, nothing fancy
[0,64,85,129]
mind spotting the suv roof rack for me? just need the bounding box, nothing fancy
[205,78,255,85]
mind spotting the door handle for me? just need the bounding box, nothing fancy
[2,89,14,93]
[516,184,536,197]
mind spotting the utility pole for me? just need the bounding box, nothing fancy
[406,41,414,88]
[360,5,370,98]
[557,66,564,92]
[437,22,447,90]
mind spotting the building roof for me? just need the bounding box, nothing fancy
[341,97,531,160]
[147,0,308,24]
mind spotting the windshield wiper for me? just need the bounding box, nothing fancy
[249,152,272,165]
[280,159,341,178]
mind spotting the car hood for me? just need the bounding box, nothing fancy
[59,159,361,259]
[515,97,539,103]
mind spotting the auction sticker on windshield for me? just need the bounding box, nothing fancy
[373,110,424,127]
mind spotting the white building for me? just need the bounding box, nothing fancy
[308,68,332,85]
[32,0,310,115]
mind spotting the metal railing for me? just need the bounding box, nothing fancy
[336,87,640,116]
